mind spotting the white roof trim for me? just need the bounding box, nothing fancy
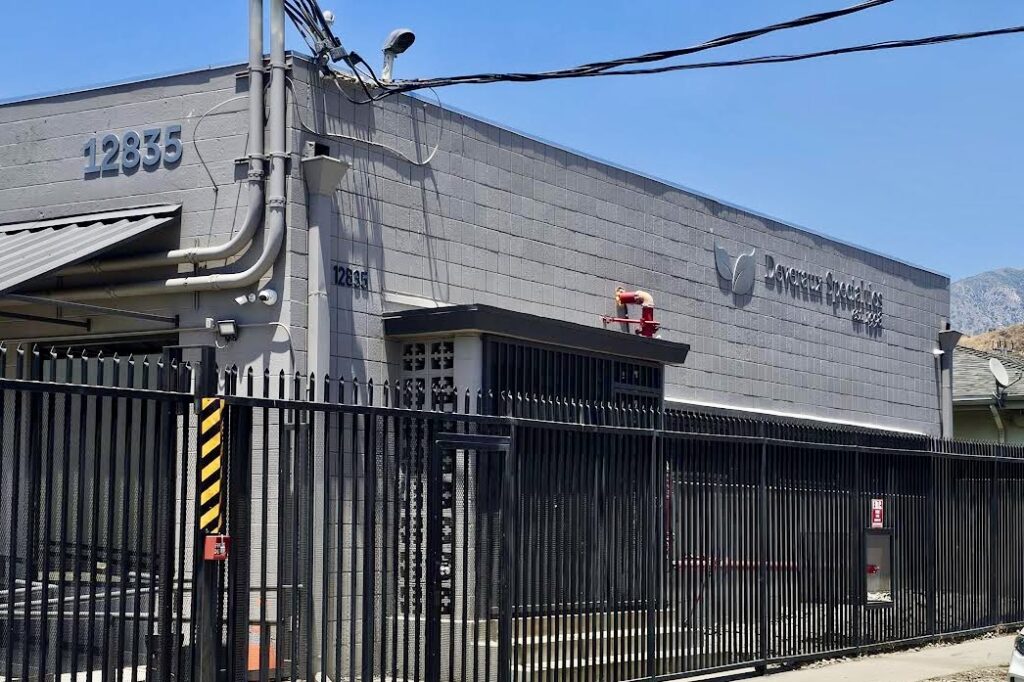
[665,396,927,435]
[382,290,450,313]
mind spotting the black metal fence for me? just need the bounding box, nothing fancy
[4,344,1024,682]
[0,345,196,682]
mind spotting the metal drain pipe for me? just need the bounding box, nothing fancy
[28,0,287,302]
[61,0,267,276]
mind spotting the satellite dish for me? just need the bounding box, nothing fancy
[990,357,1011,388]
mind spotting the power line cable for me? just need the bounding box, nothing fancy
[353,23,1024,100]
[530,24,1024,79]
[328,11,1024,103]
[340,0,893,102]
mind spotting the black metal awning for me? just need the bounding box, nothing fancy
[383,303,690,365]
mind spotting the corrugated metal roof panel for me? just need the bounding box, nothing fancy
[0,205,178,295]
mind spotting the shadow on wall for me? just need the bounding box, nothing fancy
[411,104,448,306]
[311,77,448,381]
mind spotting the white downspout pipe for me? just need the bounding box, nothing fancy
[25,0,287,303]
[937,328,963,439]
[302,155,349,382]
[60,0,267,276]
[302,153,351,678]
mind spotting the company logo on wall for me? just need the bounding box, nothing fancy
[764,253,884,329]
[713,242,885,331]
[714,243,756,296]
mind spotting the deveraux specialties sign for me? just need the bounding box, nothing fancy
[763,253,883,329]
[713,242,884,330]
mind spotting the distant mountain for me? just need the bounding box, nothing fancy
[951,268,1024,335]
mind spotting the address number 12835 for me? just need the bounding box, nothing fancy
[83,125,183,175]
[333,265,369,290]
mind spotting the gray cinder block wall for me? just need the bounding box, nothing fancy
[285,57,948,436]
[0,55,947,434]
[0,62,309,378]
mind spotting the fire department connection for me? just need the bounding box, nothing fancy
[602,287,660,338]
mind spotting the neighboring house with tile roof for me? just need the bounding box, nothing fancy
[954,345,1024,442]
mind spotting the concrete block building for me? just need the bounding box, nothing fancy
[0,24,964,678]
[0,54,949,432]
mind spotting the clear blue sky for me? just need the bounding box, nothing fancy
[3,1,1023,281]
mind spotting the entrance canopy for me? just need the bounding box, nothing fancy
[383,303,690,364]
[0,204,179,295]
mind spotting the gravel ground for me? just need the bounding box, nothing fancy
[923,666,1007,682]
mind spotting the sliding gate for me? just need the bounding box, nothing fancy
[0,348,197,682]
[221,379,517,682]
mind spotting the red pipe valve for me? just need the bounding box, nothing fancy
[602,287,661,338]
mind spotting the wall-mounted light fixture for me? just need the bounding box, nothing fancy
[381,28,416,83]
[216,319,239,342]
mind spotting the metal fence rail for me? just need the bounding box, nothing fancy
[210,373,1024,682]
[5,345,1024,682]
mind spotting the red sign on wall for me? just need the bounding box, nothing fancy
[870,498,884,529]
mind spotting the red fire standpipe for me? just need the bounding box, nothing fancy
[603,287,660,337]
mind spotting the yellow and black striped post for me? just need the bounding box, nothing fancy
[198,397,226,534]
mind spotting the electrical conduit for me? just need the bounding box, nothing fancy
[30,0,286,302]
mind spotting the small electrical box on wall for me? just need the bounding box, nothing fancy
[203,534,231,561]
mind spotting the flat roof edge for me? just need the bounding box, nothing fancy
[0,56,265,107]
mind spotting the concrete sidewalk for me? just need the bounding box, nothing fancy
[768,635,1014,681]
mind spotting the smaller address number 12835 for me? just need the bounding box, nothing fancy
[333,265,369,289]
[83,125,183,174]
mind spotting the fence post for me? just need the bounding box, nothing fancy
[647,425,662,680]
[362,411,378,682]
[990,459,1000,625]
[498,426,518,682]
[193,347,222,682]
[426,440,442,682]
[851,451,862,651]
[926,457,937,636]
[23,350,44,681]
[758,425,768,674]
[156,347,183,682]
[226,404,254,682]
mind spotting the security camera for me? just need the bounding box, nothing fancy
[381,28,416,83]
[258,288,279,306]
[235,292,257,306]
[322,9,336,26]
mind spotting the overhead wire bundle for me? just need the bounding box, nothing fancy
[388,0,896,90]
[284,0,384,101]
[283,0,1024,104]
[281,0,442,165]
[284,0,341,59]
[576,25,1024,79]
